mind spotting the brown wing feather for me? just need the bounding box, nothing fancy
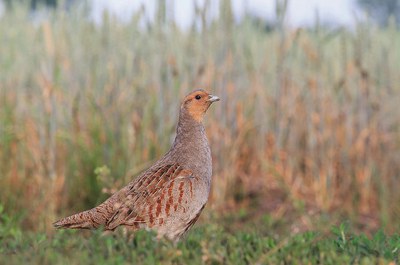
[105,163,195,230]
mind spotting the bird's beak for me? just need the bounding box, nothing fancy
[207,94,220,103]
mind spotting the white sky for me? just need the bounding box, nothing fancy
[90,0,361,28]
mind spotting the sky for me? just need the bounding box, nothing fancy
[90,0,361,28]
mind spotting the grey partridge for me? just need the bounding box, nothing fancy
[54,89,220,241]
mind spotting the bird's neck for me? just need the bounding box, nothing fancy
[167,108,212,186]
[174,108,206,145]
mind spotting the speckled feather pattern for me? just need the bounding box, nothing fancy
[53,89,219,241]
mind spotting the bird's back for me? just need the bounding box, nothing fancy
[54,150,211,239]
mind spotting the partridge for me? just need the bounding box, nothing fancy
[54,89,220,241]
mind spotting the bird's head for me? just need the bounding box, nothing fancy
[181,89,220,122]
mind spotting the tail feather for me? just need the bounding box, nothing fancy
[53,208,106,229]
[54,189,126,230]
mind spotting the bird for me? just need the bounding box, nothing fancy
[53,89,220,241]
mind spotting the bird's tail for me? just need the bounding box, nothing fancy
[54,190,123,230]
[53,208,106,229]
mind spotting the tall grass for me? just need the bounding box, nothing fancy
[0,3,399,233]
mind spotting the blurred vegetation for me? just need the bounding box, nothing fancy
[357,0,400,26]
[0,1,399,244]
[3,0,58,10]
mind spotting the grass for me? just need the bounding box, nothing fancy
[0,2,400,262]
[1,206,399,265]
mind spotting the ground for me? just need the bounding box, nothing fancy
[1,213,399,265]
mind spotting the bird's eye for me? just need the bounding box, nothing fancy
[195,95,201,100]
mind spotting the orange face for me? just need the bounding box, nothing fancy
[182,89,220,122]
